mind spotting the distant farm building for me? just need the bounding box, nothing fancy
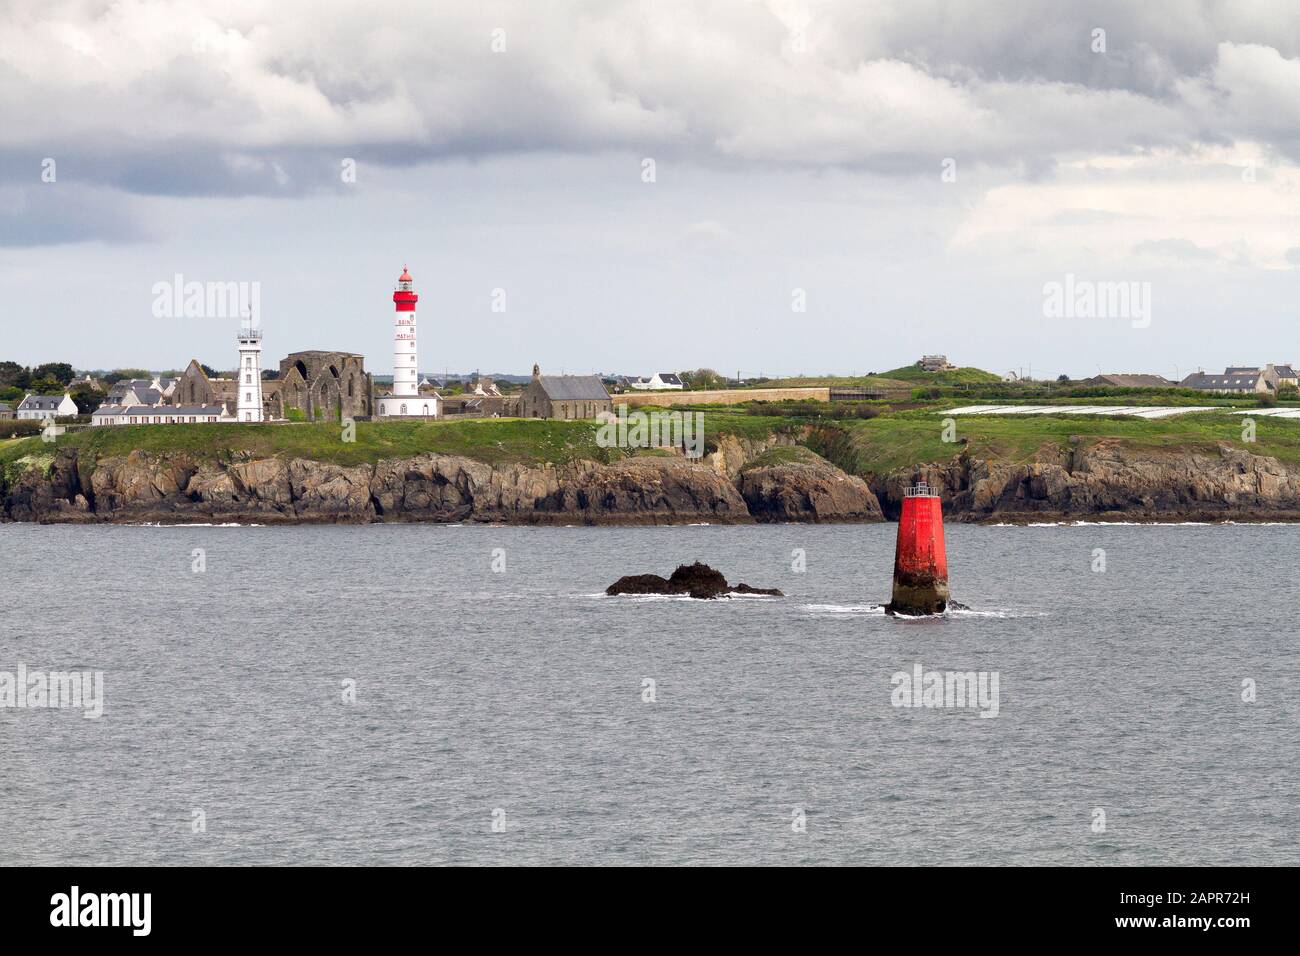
[1085,374,1175,388]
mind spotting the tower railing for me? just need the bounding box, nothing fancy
[904,481,936,497]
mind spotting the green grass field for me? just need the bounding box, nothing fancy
[0,419,622,470]
[0,413,795,472]
[829,410,1300,475]
[876,364,1006,385]
[3,407,1297,482]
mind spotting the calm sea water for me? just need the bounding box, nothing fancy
[2,521,1295,866]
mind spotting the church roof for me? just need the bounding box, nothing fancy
[537,375,611,401]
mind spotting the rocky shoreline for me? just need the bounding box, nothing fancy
[4,433,1300,525]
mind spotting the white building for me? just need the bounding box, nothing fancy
[236,322,265,422]
[376,266,439,418]
[629,372,684,390]
[16,393,78,420]
[91,404,233,426]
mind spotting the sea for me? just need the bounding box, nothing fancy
[2,521,1295,865]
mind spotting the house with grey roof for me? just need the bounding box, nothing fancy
[629,372,684,390]
[0,402,13,420]
[106,379,160,405]
[16,393,78,420]
[1264,364,1298,389]
[1212,364,1297,390]
[518,364,613,419]
[1179,371,1272,394]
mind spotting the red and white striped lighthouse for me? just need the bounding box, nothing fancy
[392,265,419,400]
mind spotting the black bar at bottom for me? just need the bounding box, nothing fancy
[0,865,1283,942]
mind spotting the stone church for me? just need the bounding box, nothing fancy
[172,359,240,414]
[270,351,372,421]
[517,364,613,419]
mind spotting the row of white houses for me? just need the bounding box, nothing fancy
[91,404,234,426]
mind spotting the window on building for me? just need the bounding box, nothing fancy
[400,403,408,415]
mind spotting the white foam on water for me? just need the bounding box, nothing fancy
[131,522,265,527]
[590,591,779,602]
[803,603,887,616]
[802,603,1044,619]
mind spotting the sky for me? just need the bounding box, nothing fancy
[1,0,1299,380]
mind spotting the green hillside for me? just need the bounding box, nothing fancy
[876,364,1005,385]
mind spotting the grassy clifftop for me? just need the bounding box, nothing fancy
[817,410,1300,475]
[4,406,1298,480]
[0,413,794,470]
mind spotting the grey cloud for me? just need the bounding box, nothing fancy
[1,0,1299,201]
[0,183,154,246]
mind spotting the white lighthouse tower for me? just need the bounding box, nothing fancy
[376,265,438,417]
[393,265,418,400]
[236,317,264,422]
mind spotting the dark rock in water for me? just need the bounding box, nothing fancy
[884,597,970,616]
[606,561,783,600]
[603,573,675,595]
[666,561,729,596]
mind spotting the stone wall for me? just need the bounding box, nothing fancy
[618,387,830,407]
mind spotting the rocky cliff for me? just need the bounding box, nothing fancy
[4,434,1299,524]
[0,435,884,525]
[872,437,1300,522]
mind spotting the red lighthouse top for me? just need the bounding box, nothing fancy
[394,265,417,311]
